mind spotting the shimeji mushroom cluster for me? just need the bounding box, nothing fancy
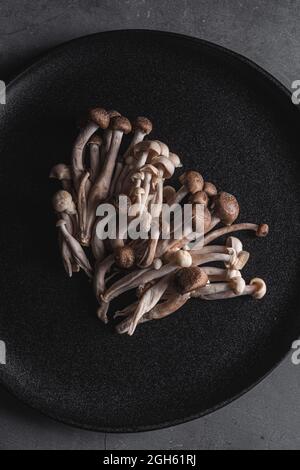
[50,107,269,335]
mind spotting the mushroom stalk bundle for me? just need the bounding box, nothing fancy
[50,106,269,335]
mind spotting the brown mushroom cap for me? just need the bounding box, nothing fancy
[52,190,73,213]
[49,163,72,180]
[134,140,161,158]
[134,116,153,135]
[88,108,110,129]
[169,153,182,168]
[87,134,103,146]
[111,116,132,134]
[204,182,218,197]
[175,266,208,294]
[115,246,136,269]
[212,192,240,225]
[151,156,175,179]
[163,185,176,203]
[179,171,204,194]
[190,190,209,206]
[256,223,269,237]
[108,110,121,119]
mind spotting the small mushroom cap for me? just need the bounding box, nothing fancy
[134,140,161,156]
[111,115,132,134]
[88,134,103,146]
[169,152,183,168]
[233,251,250,270]
[134,116,153,135]
[52,190,73,213]
[212,192,240,225]
[108,109,121,118]
[153,258,163,270]
[140,164,160,177]
[88,108,110,129]
[170,250,192,268]
[204,182,218,197]
[151,156,175,179]
[256,223,269,237]
[115,246,136,269]
[179,171,204,194]
[226,236,243,254]
[250,278,267,299]
[175,266,208,294]
[154,140,169,158]
[131,172,145,183]
[163,185,176,203]
[190,190,209,206]
[229,276,246,295]
[49,163,72,180]
[192,205,212,233]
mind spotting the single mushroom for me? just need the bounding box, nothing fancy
[72,107,110,190]
[191,277,246,297]
[203,182,218,197]
[169,152,183,168]
[203,223,269,245]
[225,237,250,270]
[197,278,266,300]
[211,192,240,226]
[168,171,204,206]
[124,116,153,160]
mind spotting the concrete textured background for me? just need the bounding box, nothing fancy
[0,0,300,450]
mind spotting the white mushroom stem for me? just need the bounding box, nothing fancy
[115,156,135,195]
[77,171,90,243]
[191,251,237,268]
[56,220,92,278]
[204,223,267,245]
[109,161,123,198]
[93,254,115,300]
[201,266,242,282]
[72,122,99,190]
[89,143,102,182]
[58,213,79,276]
[191,277,246,297]
[138,178,164,267]
[190,245,228,255]
[90,218,106,261]
[196,278,266,300]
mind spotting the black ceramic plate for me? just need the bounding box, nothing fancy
[0,31,299,432]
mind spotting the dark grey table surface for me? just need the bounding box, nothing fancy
[0,0,299,450]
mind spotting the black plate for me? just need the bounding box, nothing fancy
[0,30,299,432]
